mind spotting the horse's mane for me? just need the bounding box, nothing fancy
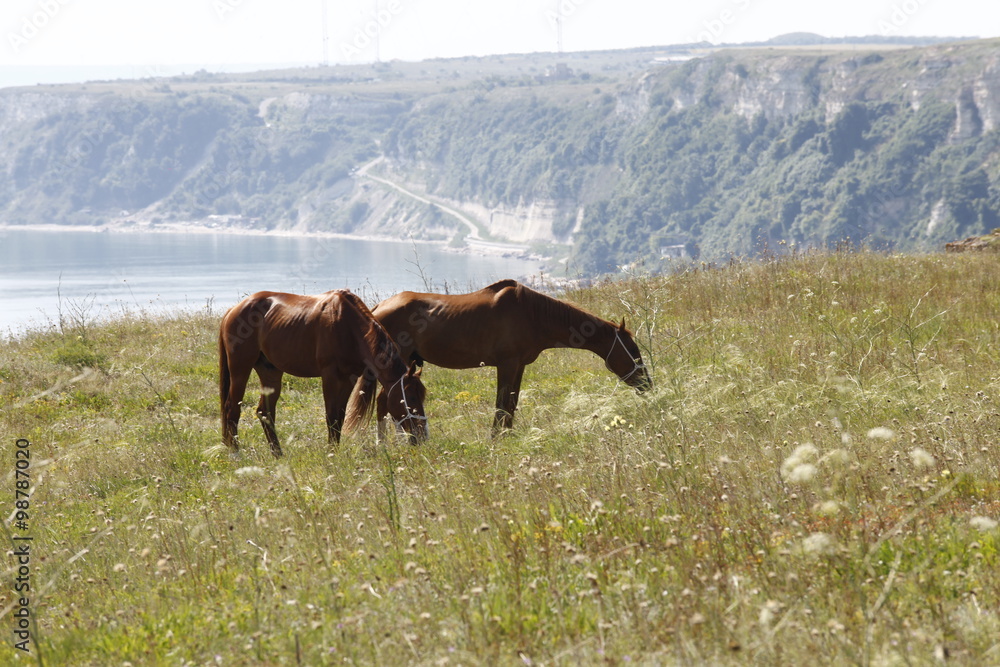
[340,289,415,433]
[337,290,403,373]
[488,280,602,330]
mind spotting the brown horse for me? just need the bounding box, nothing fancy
[346,279,651,434]
[219,289,428,457]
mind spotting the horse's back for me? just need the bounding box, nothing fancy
[376,280,522,316]
[227,290,352,323]
[372,280,530,369]
[221,291,273,336]
[221,290,366,376]
[481,278,520,294]
[372,289,426,313]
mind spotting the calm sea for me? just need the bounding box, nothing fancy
[0,228,547,336]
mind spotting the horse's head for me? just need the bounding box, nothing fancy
[384,362,429,444]
[605,318,652,393]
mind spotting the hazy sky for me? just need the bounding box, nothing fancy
[2,0,997,85]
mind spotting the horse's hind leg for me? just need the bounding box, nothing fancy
[322,372,351,445]
[255,360,284,458]
[222,361,254,455]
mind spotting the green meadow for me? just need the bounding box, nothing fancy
[2,250,999,665]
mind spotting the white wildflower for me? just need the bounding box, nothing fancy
[815,500,840,516]
[970,516,998,532]
[866,427,896,441]
[781,443,818,479]
[909,447,936,469]
[802,532,837,556]
[235,466,266,477]
[786,463,817,484]
[820,448,851,466]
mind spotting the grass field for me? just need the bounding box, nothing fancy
[2,250,999,665]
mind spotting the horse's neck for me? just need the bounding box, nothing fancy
[373,355,406,386]
[363,334,406,385]
[543,301,613,356]
[345,308,405,384]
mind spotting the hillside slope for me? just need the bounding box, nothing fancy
[387,39,1000,268]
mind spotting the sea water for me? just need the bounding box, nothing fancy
[0,228,548,335]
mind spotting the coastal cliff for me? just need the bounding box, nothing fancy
[2,39,999,268]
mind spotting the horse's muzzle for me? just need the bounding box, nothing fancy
[404,421,429,445]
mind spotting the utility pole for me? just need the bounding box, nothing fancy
[321,0,329,66]
[374,0,381,62]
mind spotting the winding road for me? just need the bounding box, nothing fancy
[356,157,530,254]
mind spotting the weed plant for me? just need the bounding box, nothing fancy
[1,250,998,665]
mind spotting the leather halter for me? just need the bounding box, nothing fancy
[605,330,646,383]
[388,374,428,431]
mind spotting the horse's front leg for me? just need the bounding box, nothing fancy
[375,388,389,444]
[322,372,351,445]
[493,362,526,436]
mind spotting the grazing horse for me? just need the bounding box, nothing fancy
[219,289,428,457]
[347,279,651,434]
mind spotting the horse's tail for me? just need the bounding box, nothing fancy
[219,327,231,439]
[344,371,378,433]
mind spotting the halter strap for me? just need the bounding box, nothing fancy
[605,329,646,383]
[389,374,428,430]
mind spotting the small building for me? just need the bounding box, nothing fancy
[660,243,688,259]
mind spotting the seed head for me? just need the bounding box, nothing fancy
[866,427,896,441]
[909,447,935,469]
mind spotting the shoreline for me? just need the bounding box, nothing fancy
[0,220,555,263]
[0,221,564,338]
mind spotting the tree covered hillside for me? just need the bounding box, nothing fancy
[579,53,1000,269]
[0,85,402,231]
[386,40,1000,269]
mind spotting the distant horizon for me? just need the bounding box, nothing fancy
[1,62,316,90]
[4,0,997,90]
[1,31,983,91]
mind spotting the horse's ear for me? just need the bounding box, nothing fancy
[619,317,627,331]
[409,360,421,377]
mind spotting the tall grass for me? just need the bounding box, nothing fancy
[2,250,999,665]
